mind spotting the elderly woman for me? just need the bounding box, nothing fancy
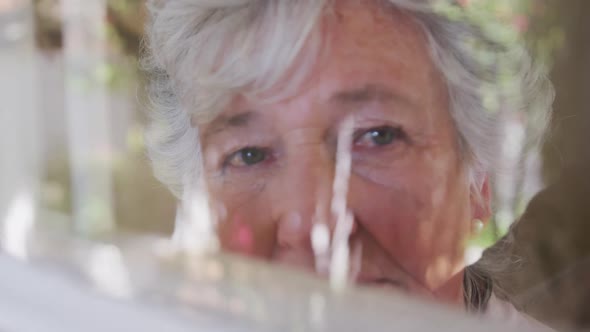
[143,0,554,327]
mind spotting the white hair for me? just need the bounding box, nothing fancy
[142,0,554,310]
[143,0,553,198]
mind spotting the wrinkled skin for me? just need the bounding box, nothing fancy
[198,0,489,306]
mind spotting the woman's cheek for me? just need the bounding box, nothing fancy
[206,174,276,256]
[217,206,276,259]
[349,172,432,260]
[352,152,413,188]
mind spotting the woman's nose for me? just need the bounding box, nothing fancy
[272,148,335,270]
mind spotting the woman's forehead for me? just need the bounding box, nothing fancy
[212,2,442,120]
[315,6,434,100]
[327,0,418,36]
[184,0,442,126]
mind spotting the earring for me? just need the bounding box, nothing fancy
[473,219,484,234]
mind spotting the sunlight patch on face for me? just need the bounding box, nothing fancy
[425,255,455,289]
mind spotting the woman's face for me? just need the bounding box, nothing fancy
[199,2,487,304]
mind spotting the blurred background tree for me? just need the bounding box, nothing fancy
[32,0,174,236]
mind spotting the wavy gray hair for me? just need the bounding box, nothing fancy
[142,0,554,310]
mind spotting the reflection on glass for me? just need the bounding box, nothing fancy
[61,0,115,235]
[0,0,38,261]
[1,0,589,331]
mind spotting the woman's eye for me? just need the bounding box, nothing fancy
[225,147,268,167]
[355,126,404,147]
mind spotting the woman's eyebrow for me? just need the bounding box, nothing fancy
[202,111,258,140]
[330,83,414,108]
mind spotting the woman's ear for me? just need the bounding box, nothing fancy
[471,176,492,224]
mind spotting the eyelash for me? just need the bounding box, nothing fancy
[220,125,406,170]
[353,125,406,148]
[222,147,273,169]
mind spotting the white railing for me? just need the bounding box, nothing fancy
[0,230,519,332]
